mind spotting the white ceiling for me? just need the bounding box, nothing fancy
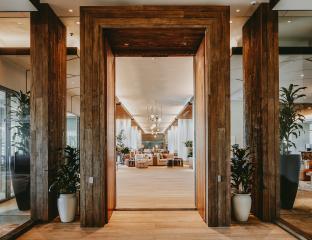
[0,0,36,12]
[116,57,193,133]
[274,0,312,10]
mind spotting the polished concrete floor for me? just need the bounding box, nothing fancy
[116,166,195,209]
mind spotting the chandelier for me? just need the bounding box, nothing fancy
[147,102,162,135]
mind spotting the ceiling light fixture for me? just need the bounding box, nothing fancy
[76,21,80,25]
[287,20,292,23]
[68,9,73,13]
[250,1,257,5]
[236,9,240,13]
[229,20,233,24]
[17,22,23,25]
[300,74,304,78]
[124,43,129,46]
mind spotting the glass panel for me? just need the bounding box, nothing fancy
[0,90,6,201]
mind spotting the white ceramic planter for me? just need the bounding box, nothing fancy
[57,193,77,223]
[232,193,251,222]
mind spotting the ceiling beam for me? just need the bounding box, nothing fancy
[232,47,312,55]
[0,47,78,55]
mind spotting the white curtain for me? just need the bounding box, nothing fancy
[116,119,131,148]
[177,119,194,160]
[129,126,142,150]
[168,125,178,154]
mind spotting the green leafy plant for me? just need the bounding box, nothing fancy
[116,130,126,154]
[231,144,254,194]
[9,91,30,155]
[184,140,193,157]
[184,140,193,147]
[280,84,306,155]
[121,147,130,154]
[49,146,80,195]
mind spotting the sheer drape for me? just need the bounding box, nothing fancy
[130,126,142,150]
[168,125,178,154]
[177,119,193,160]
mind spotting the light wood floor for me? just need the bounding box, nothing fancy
[18,211,295,240]
[18,166,295,239]
[116,166,195,209]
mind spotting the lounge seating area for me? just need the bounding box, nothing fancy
[122,151,177,168]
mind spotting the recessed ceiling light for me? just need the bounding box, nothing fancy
[124,43,129,46]
[76,21,80,25]
[229,20,233,24]
[236,9,240,13]
[68,9,73,13]
[17,22,22,25]
[250,1,257,5]
[287,20,292,23]
[300,74,305,78]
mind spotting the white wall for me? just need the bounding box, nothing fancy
[0,57,27,91]
[231,100,244,147]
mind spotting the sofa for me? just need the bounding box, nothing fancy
[135,154,153,166]
[156,153,174,166]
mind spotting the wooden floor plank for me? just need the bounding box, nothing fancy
[116,166,195,209]
[18,211,295,240]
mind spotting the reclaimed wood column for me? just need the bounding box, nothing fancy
[80,14,116,226]
[243,3,279,222]
[30,3,66,221]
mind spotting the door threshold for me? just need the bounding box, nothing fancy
[115,207,197,211]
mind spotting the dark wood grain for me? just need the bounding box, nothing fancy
[80,5,230,227]
[106,28,205,56]
[243,3,279,222]
[30,3,66,221]
[0,47,78,56]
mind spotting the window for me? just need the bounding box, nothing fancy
[66,113,79,148]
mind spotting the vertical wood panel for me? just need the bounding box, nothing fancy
[30,3,66,221]
[104,34,116,222]
[194,38,206,221]
[243,3,279,222]
[206,8,231,227]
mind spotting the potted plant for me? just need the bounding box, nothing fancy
[184,140,193,168]
[9,91,30,210]
[49,146,80,223]
[116,130,126,163]
[231,144,254,222]
[280,84,306,209]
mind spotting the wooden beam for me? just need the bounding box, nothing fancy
[0,47,78,56]
[232,46,312,55]
[243,3,279,222]
[30,3,66,221]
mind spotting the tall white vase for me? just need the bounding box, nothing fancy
[232,193,251,222]
[57,193,77,223]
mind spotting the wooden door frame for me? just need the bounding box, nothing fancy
[80,5,230,227]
